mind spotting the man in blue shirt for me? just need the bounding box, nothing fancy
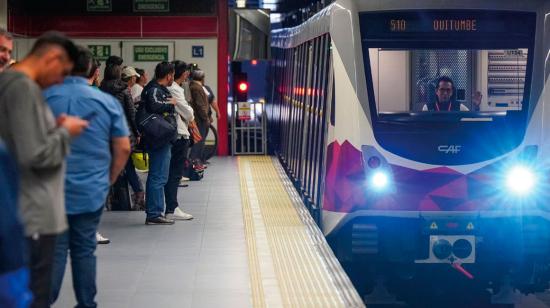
[45,46,130,308]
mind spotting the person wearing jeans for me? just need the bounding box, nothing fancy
[164,60,194,220]
[145,143,172,220]
[140,61,178,225]
[45,47,130,308]
[0,33,90,308]
[49,209,102,307]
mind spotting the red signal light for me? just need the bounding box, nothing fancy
[238,82,248,92]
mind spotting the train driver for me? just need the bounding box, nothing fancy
[422,76,482,112]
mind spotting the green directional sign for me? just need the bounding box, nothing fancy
[133,45,169,62]
[133,0,170,13]
[88,45,112,61]
[87,0,112,12]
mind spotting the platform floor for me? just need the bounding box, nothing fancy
[53,156,362,308]
[53,157,251,308]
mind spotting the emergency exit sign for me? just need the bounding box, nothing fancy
[133,46,169,62]
[133,0,170,12]
[87,0,112,12]
[88,45,111,61]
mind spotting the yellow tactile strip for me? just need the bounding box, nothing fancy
[239,156,363,308]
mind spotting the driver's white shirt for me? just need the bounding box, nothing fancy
[422,103,470,111]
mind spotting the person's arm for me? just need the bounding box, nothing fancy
[145,87,175,114]
[170,86,195,122]
[210,98,220,119]
[472,91,482,111]
[109,137,130,184]
[8,83,87,169]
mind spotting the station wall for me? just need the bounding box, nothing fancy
[13,37,219,128]
[0,0,6,29]
[7,0,230,155]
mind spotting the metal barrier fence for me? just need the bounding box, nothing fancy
[231,101,267,155]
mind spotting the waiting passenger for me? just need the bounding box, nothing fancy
[45,46,130,308]
[181,65,192,103]
[140,61,177,225]
[101,64,145,210]
[122,65,139,90]
[0,28,13,72]
[0,32,88,308]
[165,60,195,221]
[87,58,101,88]
[131,68,148,103]
[106,55,123,67]
[202,78,218,164]
[189,70,211,167]
[422,76,482,112]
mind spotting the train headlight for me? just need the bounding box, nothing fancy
[506,166,536,195]
[371,171,389,190]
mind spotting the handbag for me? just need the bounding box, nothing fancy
[136,105,177,150]
[188,120,202,145]
[131,150,149,172]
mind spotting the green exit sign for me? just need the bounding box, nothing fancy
[87,0,112,12]
[88,45,111,61]
[133,0,170,13]
[133,46,169,62]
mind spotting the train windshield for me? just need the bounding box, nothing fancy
[359,10,536,164]
[370,48,529,121]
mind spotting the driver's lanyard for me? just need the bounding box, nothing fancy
[435,102,451,111]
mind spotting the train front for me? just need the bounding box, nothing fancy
[324,8,550,296]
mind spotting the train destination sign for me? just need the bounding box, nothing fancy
[360,10,536,40]
[390,19,477,32]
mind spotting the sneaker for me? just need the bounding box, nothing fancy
[179,177,190,185]
[194,164,206,171]
[166,207,194,220]
[96,232,110,244]
[145,216,175,225]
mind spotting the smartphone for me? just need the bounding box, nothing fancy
[82,111,98,121]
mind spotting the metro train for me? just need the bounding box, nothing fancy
[268,0,550,303]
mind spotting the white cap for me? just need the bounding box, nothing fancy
[122,66,140,78]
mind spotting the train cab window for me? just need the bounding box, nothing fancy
[359,10,536,164]
[369,48,528,119]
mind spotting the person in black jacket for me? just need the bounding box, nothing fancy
[100,64,146,211]
[140,61,177,225]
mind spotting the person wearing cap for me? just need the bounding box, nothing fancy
[131,68,148,104]
[122,66,140,89]
[121,66,146,209]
